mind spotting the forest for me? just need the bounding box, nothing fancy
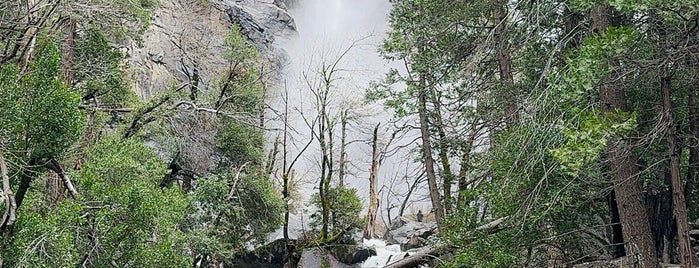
[1,0,698,267]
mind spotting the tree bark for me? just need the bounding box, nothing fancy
[338,109,348,187]
[364,124,380,239]
[22,0,39,71]
[592,5,658,267]
[0,147,17,230]
[492,0,517,128]
[61,16,76,86]
[429,86,455,215]
[0,146,17,268]
[686,87,698,219]
[417,73,445,228]
[661,68,693,268]
[457,123,478,204]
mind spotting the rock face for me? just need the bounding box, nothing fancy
[124,0,296,99]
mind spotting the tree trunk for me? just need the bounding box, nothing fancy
[457,123,478,204]
[492,0,517,128]
[428,86,455,215]
[661,69,693,268]
[0,147,17,230]
[608,191,626,258]
[338,109,348,187]
[61,16,76,86]
[417,73,445,228]
[592,5,658,267]
[22,0,39,71]
[686,88,698,218]
[0,147,17,268]
[364,124,380,239]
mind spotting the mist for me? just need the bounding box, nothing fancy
[267,0,429,238]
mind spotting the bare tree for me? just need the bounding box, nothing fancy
[364,123,381,239]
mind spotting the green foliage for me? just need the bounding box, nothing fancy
[550,111,637,176]
[0,40,84,158]
[74,29,137,108]
[4,199,83,268]
[4,136,191,267]
[75,136,190,267]
[555,27,638,107]
[217,120,265,167]
[186,169,284,263]
[308,186,363,234]
[223,24,258,65]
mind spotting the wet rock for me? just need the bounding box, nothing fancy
[400,235,425,251]
[298,247,353,268]
[390,216,409,230]
[329,245,377,265]
[390,221,437,246]
[230,239,294,268]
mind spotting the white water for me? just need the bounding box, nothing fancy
[360,239,406,267]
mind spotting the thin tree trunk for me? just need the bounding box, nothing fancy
[686,88,698,217]
[282,87,291,242]
[0,146,17,230]
[492,0,517,128]
[338,109,348,187]
[318,94,330,240]
[417,73,445,228]
[457,123,478,204]
[22,0,38,71]
[429,86,455,215]
[592,5,658,267]
[400,173,423,217]
[0,146,17,268]
[661,69,693,268]
[364,124,380,239]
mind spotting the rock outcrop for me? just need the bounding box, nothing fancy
[384,219,437,252]
[297,247,353,268]
[124,0,296,99]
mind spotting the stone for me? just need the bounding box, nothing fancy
[125,0,296,99]
[400,235,424,251]
[230,239,294,268]
[329,245,377,265]
[389,221,438,246]
[298,247,353,268]
[390,216,409,230]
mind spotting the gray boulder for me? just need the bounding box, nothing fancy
[329,245,377,265]
[389,221,437,246]
[298,247,353,268]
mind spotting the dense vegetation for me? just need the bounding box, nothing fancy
[1,0,698,267]
[369,0,699,267]
[0,1,287,267]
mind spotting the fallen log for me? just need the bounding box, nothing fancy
[383,216,509,268]
[384,248,437,268]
